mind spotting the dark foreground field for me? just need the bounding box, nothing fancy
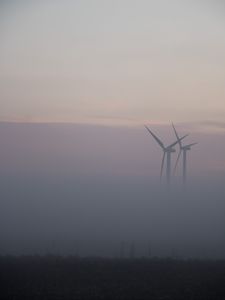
[1,256,225,300]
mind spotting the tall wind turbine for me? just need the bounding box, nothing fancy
[145,125,187,184]
[172,123,197,185]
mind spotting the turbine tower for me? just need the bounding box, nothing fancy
[145,125,187,184]
[172,123,197,185]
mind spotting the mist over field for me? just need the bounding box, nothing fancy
[0,122,224,258]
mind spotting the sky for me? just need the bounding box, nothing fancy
[0,0,225,125]
[0,1,225,257]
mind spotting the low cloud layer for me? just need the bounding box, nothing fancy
[0,123,224,258]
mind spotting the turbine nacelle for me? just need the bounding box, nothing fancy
[182,143,198,151]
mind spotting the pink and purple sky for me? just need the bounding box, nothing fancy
[0,1,224,178]
[0,0,225,125]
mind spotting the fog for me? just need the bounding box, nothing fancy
[0,122,225,258]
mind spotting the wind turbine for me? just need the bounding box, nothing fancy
[172,123,197,185]
[145,125,188,184]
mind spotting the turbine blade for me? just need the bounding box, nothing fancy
[167,134,188,149]
[144,125,165,149]
[184,142,198,148]
[172,123,182,148]
[174,150,181,174]
[160,152,165,180]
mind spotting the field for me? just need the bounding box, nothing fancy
[1,256,225,300]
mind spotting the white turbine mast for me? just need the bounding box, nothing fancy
[172,123,197,185]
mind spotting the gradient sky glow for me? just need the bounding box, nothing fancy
[1,0,225,125]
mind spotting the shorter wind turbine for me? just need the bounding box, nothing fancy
[172,123,197,185]
[145,125,188,184]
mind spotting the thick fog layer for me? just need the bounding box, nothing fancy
[0,123,224,258]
